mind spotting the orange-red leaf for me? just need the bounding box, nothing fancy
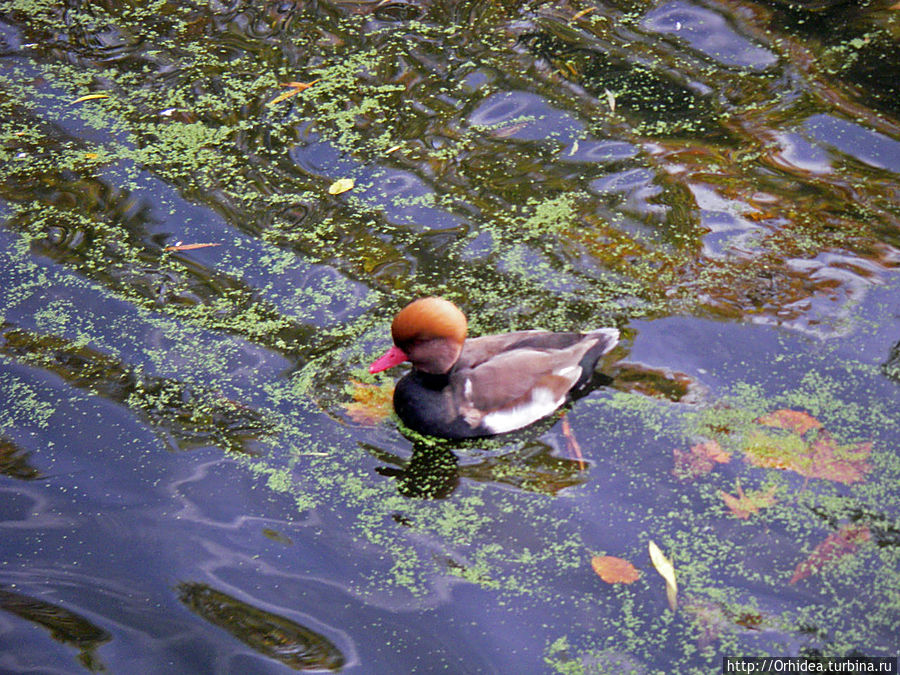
[801,434,871,484]
[757,409,822,435]
[790,524,871,584]
[591,555,640,584]
[344,379,394,425]
[673,440,731,479]
[164,242,222,252]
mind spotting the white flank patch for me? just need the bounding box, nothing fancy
[591,328,620,349]
[482,387,564,434]
[555,365,581,381]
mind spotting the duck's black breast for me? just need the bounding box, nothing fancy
[393,370,484,439]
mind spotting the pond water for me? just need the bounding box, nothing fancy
[1,0,899,672]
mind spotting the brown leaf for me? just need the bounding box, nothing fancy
[591,555,640,584]
[719,481,777,519]
[164,242,222,252]
[745,211,777,222]
[757,409,822,435]
[344,379,394,425]
[673,440,731,479]
[268,79,320,105]
[790,523,871,584]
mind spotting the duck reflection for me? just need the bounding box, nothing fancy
[0,587,111,672]
[177,582,345,672]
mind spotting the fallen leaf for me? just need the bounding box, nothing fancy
[648,540,678,610]
[719,480,777,519]
[71,93,109,104]
[344,379,394,425]
[757,409,822,435]
[790,523,871,584]
[385,145,402,154]
[673,439,731,479]
[328,178,355,195]
[683,600,766,649]
[604,88,616,112]
[268,79,320,105]
[745,211,777,222]
[591,555,640,584]
[84,152,99,159]
[164,242,222,252]
[561,415,585,471]
[743,429,871,484]
[571,7,594,20]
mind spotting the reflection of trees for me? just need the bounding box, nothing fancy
[369,437,588,497]
[0,323,270,453]
[884,340,900,385]
[0,587,111,672]
[0,437,41,480]
[518,31,717,133]
[177,582,345,672]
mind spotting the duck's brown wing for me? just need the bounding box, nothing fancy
[453,332,616,432]
[458,331,588,370]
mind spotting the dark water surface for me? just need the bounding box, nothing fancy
[1,0,899,672]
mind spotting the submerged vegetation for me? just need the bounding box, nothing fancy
[0,0,899,671]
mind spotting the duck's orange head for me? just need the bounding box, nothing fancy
[369,297,467,375]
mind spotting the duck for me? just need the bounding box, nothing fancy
[369,297,619,439]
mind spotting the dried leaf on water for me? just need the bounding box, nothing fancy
[561,415,585,470]
[648,540,678,610]
[328,178,355,195]
[719,480,777,519]
[571,7,594,20]
[71,93,109,104]
[268,79,320,105]
[164,242,222,252]
[743,429,871,484]
[757,409,822,435]
[790,523,871,584]
[591,555,640,584]
[344,380,394,425]
[673,439,731,479]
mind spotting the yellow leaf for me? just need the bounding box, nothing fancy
[571,7,594,20]
[84,152,99,159]
[648,540,678,610]
[328,178,355,195]
[344,379,394,425]
[71,94,109,104]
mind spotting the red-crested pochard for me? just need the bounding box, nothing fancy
[369,297,619,438]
